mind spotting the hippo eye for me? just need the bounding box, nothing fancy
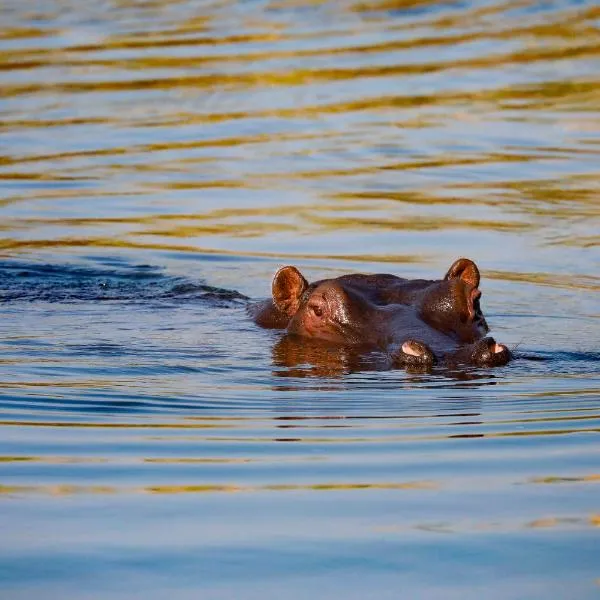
[310,304,323,318]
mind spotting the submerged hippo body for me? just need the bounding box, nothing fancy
[250,258,511,369]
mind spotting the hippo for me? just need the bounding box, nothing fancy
[249,258,511,370]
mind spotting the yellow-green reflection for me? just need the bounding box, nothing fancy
[0,480,438,496]
[528,474,600,485]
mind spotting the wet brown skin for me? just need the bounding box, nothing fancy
[249,258,511,370]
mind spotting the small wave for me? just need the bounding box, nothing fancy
[0,260,248,305]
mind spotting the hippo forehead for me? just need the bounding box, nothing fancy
[311,281,371,322]
[299,282,320,305]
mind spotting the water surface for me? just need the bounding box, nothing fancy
[0,0,599,598]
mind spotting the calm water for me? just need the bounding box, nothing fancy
[1,0,599,598]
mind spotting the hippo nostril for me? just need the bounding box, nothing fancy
[394,339,436,369]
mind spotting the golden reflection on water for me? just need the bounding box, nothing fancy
[529,474,600,485]
[0,480,438,496]
[2,474,600,497]
[0,0,599,269]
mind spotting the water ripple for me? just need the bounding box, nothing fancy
[1,0,599,598]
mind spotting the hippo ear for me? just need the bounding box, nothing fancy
[444,258,480,288]
[272,266,309,317]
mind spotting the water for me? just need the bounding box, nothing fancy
[1,0,599,598]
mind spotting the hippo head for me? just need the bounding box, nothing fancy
[418,258,489,343]
[271,266,378,345]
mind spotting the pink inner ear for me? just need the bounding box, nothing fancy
[272,266,308,317]
[445,258,480,289]
[462,266,479,288]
